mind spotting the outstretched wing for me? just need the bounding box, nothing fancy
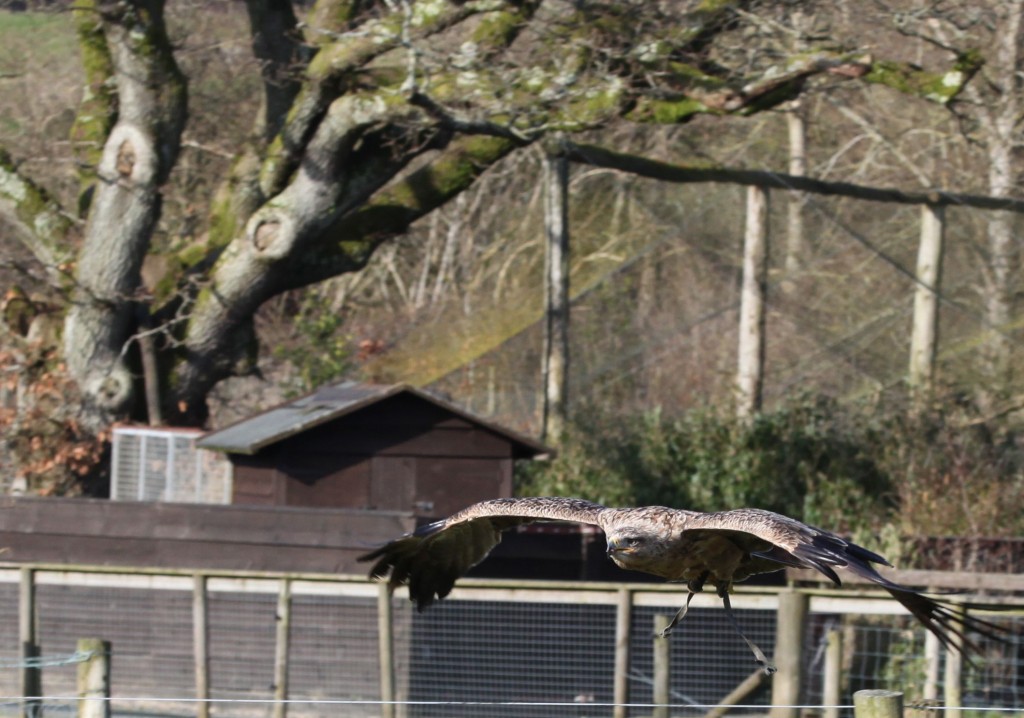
[686,508,1006,654]
[359,497,608,609]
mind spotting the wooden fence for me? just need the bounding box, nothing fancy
[7,563,1022,718]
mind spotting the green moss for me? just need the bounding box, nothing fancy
[864,59,974,104]
[0,147,75,267]
[177,243,209,269]
[666,62,727,89]
[628,96,712,124]
[330,135,514,242]
[70,0,117,206]
[954,49,984,75]
[560,81,627,126]
[694,0,738,13]
[259,134,290,191]
[471,7,529,48]
[207,196,240,252]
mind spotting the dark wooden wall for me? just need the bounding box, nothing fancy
[0,496,415,574]
[231,394,515,517]
[0,498,665,583]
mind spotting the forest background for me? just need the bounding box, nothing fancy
[1,0,1023,565]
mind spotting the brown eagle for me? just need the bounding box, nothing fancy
[360,497,1003,673]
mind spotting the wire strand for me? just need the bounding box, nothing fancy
[6,697,1024,711]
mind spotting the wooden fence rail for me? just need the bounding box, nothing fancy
[8,564,1022,717]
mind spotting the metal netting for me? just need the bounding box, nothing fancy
[402,598,617,718]
[630,603,776,715]
[34,578,195,703]
[2,569,1022,718]
[286,590,382,718]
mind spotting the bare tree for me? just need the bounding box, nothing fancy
[0,0,980,444]
[887,0,1024,405]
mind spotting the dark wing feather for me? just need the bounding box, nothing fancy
[834,551,1008,653]
[685,508,1006,656]
[359,497,608,609]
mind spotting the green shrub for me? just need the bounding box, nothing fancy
[517,395,895,533]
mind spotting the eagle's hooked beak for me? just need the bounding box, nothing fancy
[606,536,630,556]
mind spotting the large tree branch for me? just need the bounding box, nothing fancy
[258,0,527,201]
[245,0,305,143]
[0,147,78,272]
[165,0,986,424]
[173,93,436,417]
[62,0,188,423]
[562,142,1024,212]
[289,133,521,285]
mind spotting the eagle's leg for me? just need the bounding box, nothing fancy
[659,571,709,637]
[718,586,777,675]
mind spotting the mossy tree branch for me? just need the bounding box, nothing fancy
[0,147,77,272]
[0,0,987,432]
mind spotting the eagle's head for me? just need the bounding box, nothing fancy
[605,527,666,571]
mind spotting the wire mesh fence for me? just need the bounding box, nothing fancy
[0,566,1021,718]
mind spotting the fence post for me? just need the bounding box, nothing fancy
[653,615,671,718]
[944,605,964,710]
[193,573,210,718]
[378,582,395,718]
[20,567,41,718]
[822,626,843,718]
[909,202,945,408]
[273,579,291,718]
[737,184,769,419]
[923,630,940,700]
[77,638,110,718]
[769,589,808,718]
[854,689,903,718]
[613,588,633,718]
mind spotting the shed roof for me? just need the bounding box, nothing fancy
[197,381,553,458]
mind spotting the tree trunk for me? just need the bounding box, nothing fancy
[783,99,807,286]
[542,148,570,443]
[737,185,769,419]
[62,0,186,426]
[909,204,945,409]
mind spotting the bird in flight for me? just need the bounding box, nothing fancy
[361,496,1004,673]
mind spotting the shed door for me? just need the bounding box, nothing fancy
[415,457,509,518]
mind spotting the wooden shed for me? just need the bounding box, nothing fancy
[197,381,552,518]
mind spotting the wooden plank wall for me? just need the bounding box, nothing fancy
[0,497,415,574]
